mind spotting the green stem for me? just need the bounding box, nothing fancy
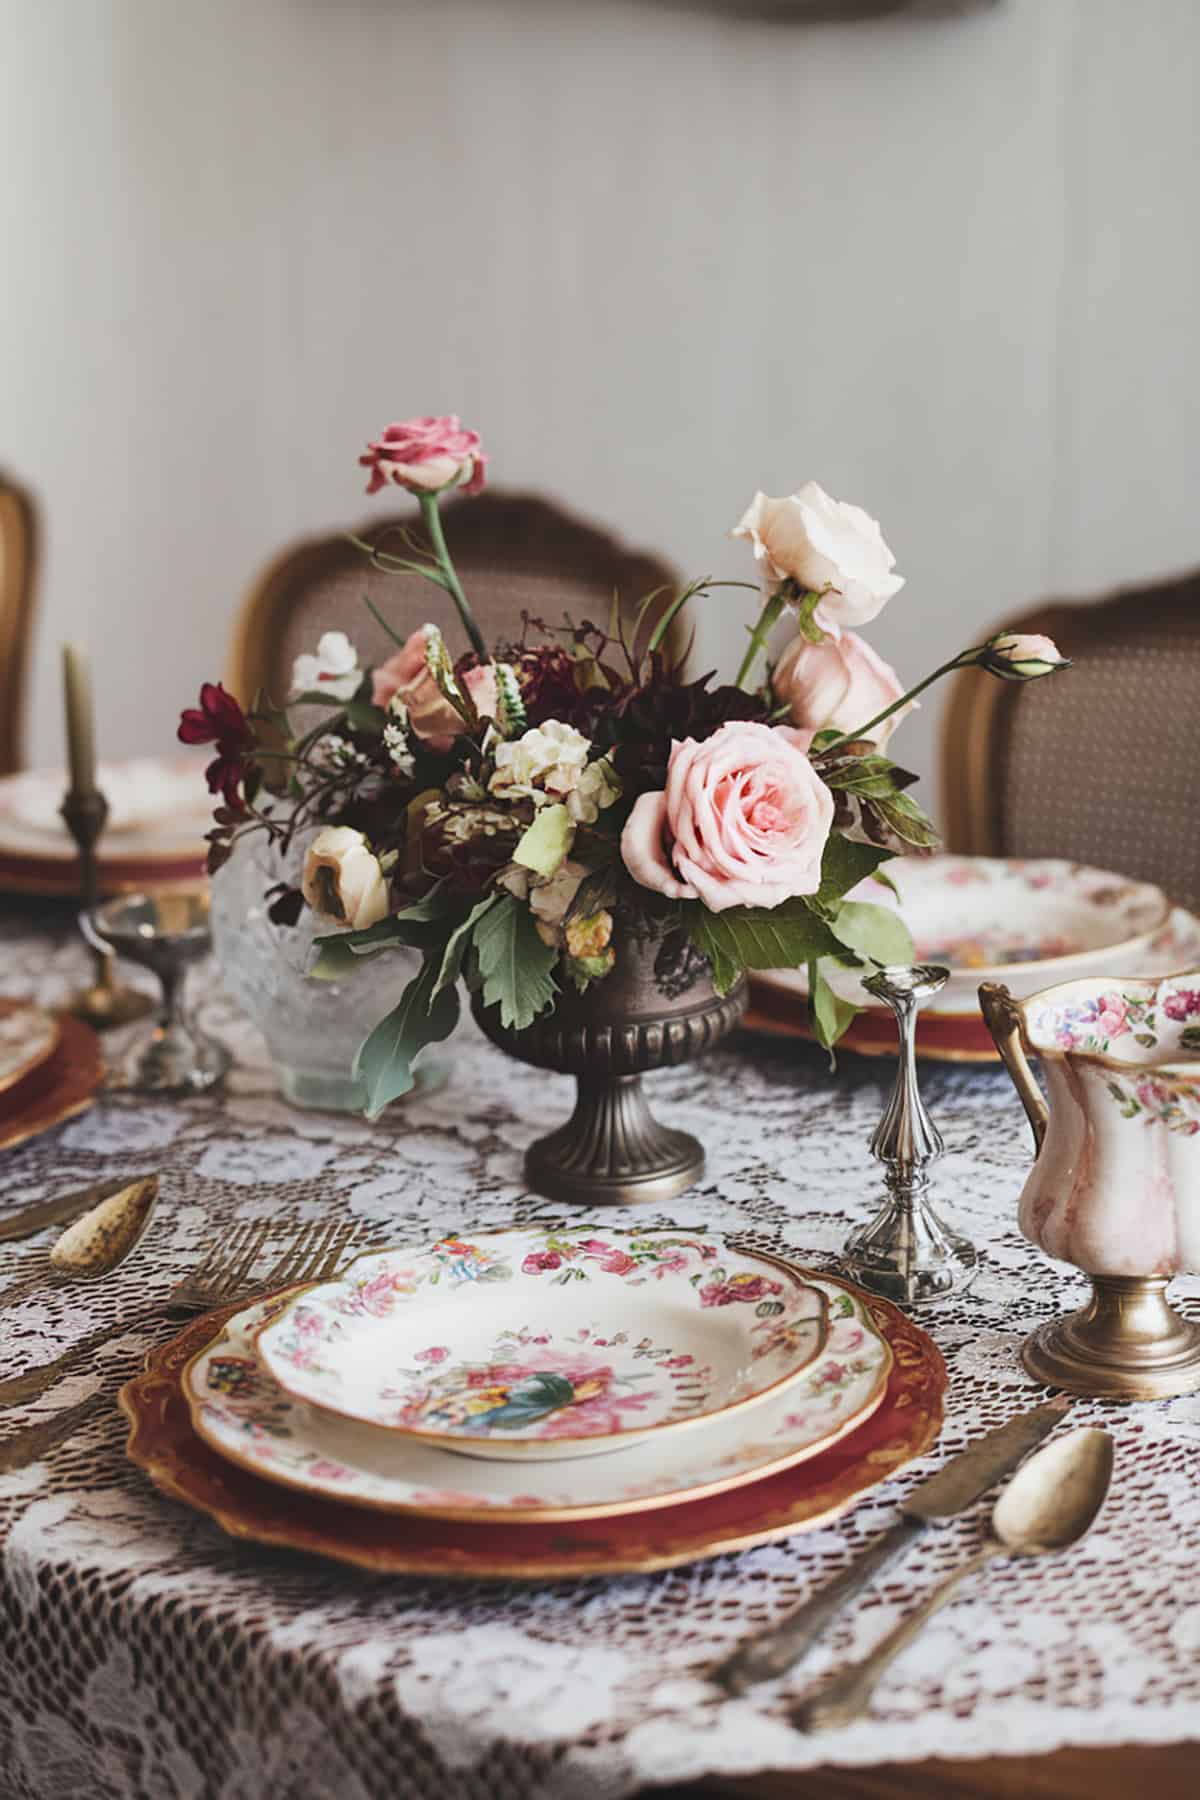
[736,588,789,691]
[822,650,978,751]
[419,492,487,661]
[646,579,760,658]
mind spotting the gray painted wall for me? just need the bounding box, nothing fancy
[3,0,1198,810]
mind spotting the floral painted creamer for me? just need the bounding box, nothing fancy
[980,972,1200,1277]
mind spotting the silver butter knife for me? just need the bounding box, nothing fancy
[711,1394,1071,1694]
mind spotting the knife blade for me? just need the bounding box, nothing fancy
[0,1178,130,1246]
[710,1395,1071,1694]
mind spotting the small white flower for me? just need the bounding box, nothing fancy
[319,735,370,773]
[290,630,361,701]
[382,701,416,777]
[569,757,621,824]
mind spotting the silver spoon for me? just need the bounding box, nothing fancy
[793,1426,1114,1732]
[0,1176,159,1312]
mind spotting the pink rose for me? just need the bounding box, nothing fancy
[599,1251,638,1276]
[1164,989,1200,1022]
[371,627,498,750]
[1095,997,1129,1037]
[414,1345,450,1364]
[620,721,834,913]
[979,632,1070,682]
[522,1250,562,1274]
[772,630,911,748]
[360,415,487,497]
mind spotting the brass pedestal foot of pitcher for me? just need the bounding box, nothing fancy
[1022,1274,1200,1401]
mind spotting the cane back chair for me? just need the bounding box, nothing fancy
[227,491,681,712]
[0,470,37,775]
[940,566,1200,912]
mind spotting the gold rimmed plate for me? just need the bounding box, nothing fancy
[182,1267,890,1522]
[253,1227,830,1462]
[0,1001,61,1098]
[122,1275,944,1580]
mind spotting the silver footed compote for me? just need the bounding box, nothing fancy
[840,964,978,1306]
[86,890,231,1094]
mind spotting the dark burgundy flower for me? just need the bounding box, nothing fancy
[178,682,255,812]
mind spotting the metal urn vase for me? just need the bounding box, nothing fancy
[472,934,747,1207]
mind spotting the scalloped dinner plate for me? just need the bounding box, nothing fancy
[254,1228,830,1461]
[183,1266,891,1520]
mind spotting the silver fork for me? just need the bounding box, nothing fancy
[0,1216,358,1412]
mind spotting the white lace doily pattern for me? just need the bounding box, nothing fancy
[1,910,1198,1800]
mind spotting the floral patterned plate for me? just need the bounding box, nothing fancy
[184,1269,890,1520]
[126,1283,941,1578]
[253,1228,829,1461]
[749,859,1185,1062]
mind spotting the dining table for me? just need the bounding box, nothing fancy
[1,896,1197,1800]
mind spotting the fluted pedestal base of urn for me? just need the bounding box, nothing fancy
[472,938,747,1207]
[1022,1274,1200,1401]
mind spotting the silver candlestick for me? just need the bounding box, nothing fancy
[840,964,979,1306]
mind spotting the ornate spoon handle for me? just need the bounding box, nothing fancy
[792,1542,1001,1731]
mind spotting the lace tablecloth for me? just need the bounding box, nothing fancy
[1,908,1198,1800]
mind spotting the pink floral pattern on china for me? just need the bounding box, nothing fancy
[255,1228,829,1455]
[183,1278,889,1519]
[1025,973,1200,1132]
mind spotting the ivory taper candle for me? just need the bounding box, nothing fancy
[62,642,97,794]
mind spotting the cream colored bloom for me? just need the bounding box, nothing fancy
[301,826,389,929]
[489,721,620,822]
[732,483,904,636]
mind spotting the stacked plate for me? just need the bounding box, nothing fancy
[748,855,1196,1061]
[0,999,104,1150]
[0,757,210,896]
[121,1226,947,1578]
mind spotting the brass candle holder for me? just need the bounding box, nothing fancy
[60,785,155,1030]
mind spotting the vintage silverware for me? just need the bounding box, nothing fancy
[841,964,978,1304]
[792,1426,1114,1731]
[0,1176,160,1310]
[712,1395,1071,1694]
[0,1176,136,1246]
[0,1216,357,1409]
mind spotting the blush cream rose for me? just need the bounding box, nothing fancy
[772,630,911,749]
[301,826,389,929]
[733,481,904,636]
[621,721,834,912]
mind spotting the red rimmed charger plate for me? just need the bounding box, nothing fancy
[119,1287,945,1579]
[745,977,998,1063]
[0,999,104,1151]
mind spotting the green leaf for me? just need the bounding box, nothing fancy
[473,894,559,1029]
[829,900,914,967]
[432,894,502,999]
[513,803,573,878]
[815,836,895,909]
[309,884,452,979]
[809,959,859,1056]
[874,791,941,850]
[686,898,843,995]
[342,699,387,733]
[353,955,460,1119]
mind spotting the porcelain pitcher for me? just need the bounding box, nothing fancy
[980,971,1200,1398]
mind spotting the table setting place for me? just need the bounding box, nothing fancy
[1,422,1198,1800]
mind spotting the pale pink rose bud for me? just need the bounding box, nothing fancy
[772,630,911,747]
[979,632,1071,682]
[731,482,904,635]
[301,826,389,929]
[371,627,498,750]
[620,720,834,913]
[359,415,487,497]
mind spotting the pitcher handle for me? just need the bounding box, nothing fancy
[978,982,1048,1153]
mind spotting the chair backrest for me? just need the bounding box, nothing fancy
[227,491,682,711]
[940,568,1200,911]
[0,472,37,776]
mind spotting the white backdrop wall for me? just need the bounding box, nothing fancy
[2,0,1198,804]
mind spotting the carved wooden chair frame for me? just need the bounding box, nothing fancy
[0,471,37,776]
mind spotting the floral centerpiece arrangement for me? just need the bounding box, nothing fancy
[181,415,1068,1121]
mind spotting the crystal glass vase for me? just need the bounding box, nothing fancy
[210,833,435,1113]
